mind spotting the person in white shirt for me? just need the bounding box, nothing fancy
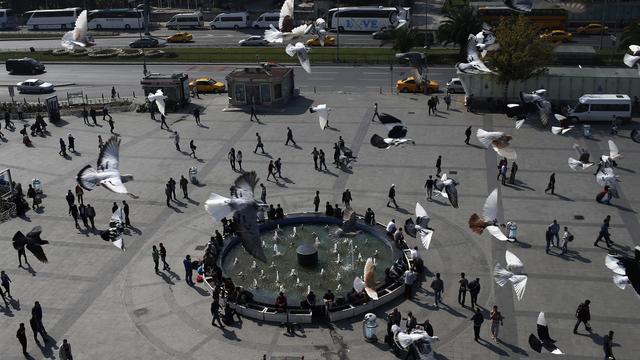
[386,219,397,236]
[561,226,573,255]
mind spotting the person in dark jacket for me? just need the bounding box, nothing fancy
[69,204,80,229]
[65,190,75,211]
[544,173,556,194]
[573,299,592,333]
[183,255,193,285]
[78,204,89,228]
[180,175,189,198]
[17,323,28,356]
[603,330,615,360]
[32,301,47,337]
[211,298,224,327]
[468,278,481,308]
[471,308,484,341]
[387,184,398,208]
[122,200,131,227]
[464,126,472,145]
[325,202,334,217]
[86,204,96,231]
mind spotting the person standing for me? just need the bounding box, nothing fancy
[122,200,131,227]
[59,339,73,360]
[509,162,518,184]
[468,278,480,308]
[285,126,297,146]
[490,305,503,341]
[573,299,592,333]
[387,184,398,208]
[32,301,47,337]
[237,150,243,171]
[65,190,75,211]
[211,298,224,327]
[499,164,507,185]
[86,204,96,231]
[548,220,560,247]
[313,191,320,212]
[75,184,84,205]
[342,189,352,207]
[249,102,259,122]
[545,227,553,254]
[193,108,201,125]
[81,106,90,125]
[254,133,265,154]
[403,268,415,299]
[160,114,169,130]
[435,155,442,176]
[311,147,319,170]
[152,245,160,274]
[594,216,612,248]
[1,271,12,299]
[69,204,80,229]
[444,92,452,110]
[108,117,115,134]
[260,183,267,203]
[458,272,469,307]
[424,175,434,200]
[371,102,380,122]
[180,175,188,198]
[17,323,28,356]
[59,138,67,157]
[183,255,193,285]
[603,331,614,360]
[464,126,472,145]
[228,148,236,171]
[90,107,97,125]
[405,312,418,333]
[173,131,181,152]
[78,204,89,229]
[159,243,170,271]
[165,185,172,207]
[544,173,556,194]
[267,160,276,182]
[561,226,573,255]
[471,308,484,341]
[67,133,76,153]
[111,86,117,99]
[430,273,444,307]
[29,316,45,344]
[319,149,328,170]
[189,140,197,158]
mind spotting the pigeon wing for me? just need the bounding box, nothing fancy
[444,182,459,208]
[608,140,621,159]
[510,274,528,300]
[100,176,128,194]
[279,0,294,31]
[486,225,509,241]
[353,276,365,293]
[476,129,502,148]
[204,193,234,221]
[76,164,98,191]
[237,204,267,262]
[370,134,391,149]
[420,229,434,250]
[12,231,26,250]
[415,202,430,228]
[98,136,121,171]
[234,171,258,201]
[264,24,283,43]
[493,263,513,287]
[482,188,499,221]
[568,157,587,171]
[529,334,543,353]
[404,218,417,238]
[505,249,524,272]
[605,254,627,275]
[623,53,640,68]
[25,242,48,263]
[26,226,43,242]
[612,274,629,289]
[493,144,518,160]
[112,236,125,251]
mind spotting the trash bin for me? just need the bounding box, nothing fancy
[583,124,592,138]
[32,178,42,194]
[362,313,378,343]
[189,166,198,184]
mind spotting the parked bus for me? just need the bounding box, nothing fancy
[25,7,81,30]
[327,6,410,32]
[88,9,144,30]
[0,9,17,30]
[252,11,280,29]
[478,6,568,31]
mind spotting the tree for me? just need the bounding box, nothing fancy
[391,27,421,53]
[486,16,553,99]
[437,6,483,61]
[619,20,640,50]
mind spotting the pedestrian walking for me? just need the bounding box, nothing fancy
[168,177,177,200]
[561,226,573,255]
[29,316,45,344]
[152,245,160,273]
[275,158,283,177]
[427,97,434,116]
[285,126,297,146]
[403,268,415,299]
[228,148,236,171]
[103,104,112,120]
[545,227,553,254]
[189,140,197,158]
[573,300,592,333]
[371,102,380,122]
[237,150,243,171]
[313,191,320,212]
[0,282,8,307]
[90,107,97,125]
[260,183,266,203]
[165,185,172,207]
[444,92,451,110]
[211,298,224,327]
[74,184,84,205]
[434,95,440,112]
[458,272,469,306]
[594,215,613,248]
[1,271,12,299]
[59,138,67,156]
[59,339,73,360]
[79,204,89,228]
[69,204,80,229]
[0,122,4,139]
[333,143,340,167]
[603,331,614,360]
[193,108,201,125]
[490,305,503,341]
[471,308,484,341]
[159,243,170,271]
[67,133,75,152]
[387,184,398,208]
[171,131,180,152]
[435,155,442,176]
[108,117,115,134]
[32,301,47,337]
[267,160,276,182]
[464,126,472,145]
[183,255,193,285]
[544,172,556,194]
[180,175,188,198]
[342,189,352,207]
[160,114,169,130]
[65,190,75,211]
[254,133,265,154]
[149,102,156,120]
[548,220,560,247]
[4,110,14,129]
[111,86,117,99]
[430,273,444,307]
[82,106,89,125]
[122,200,131,227]
[468,278,480,308]
[424,175,434,200]
[311,147,319,170]
[17,323,28,356]
[319,149,328,170]
[509,162,518,184]
[249,102,259,122]
[84,204,95,231]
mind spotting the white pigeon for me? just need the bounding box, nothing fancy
[601,140,622,162]
[623,45,640,74]
[474,26,500,57]
[404,202,434,250]
[551,114,574,135]
[353,257,378,300]
[476,129,517,160]
[61,10,93,50]
[519,90,553,126]
[392,325,439,350]
[311,18,329,46]
[147,89,168,116]
[433,173,459,208]
[596,167,620,195]
[370,134,415,149]
[469,188,510,241]
[394,7,408,29]
[568,143,593,171]
[309,104,331,130]
[76,136,134,195]
[204,173,257,221]
[285,42,312,73]
[278,0,295,32]
[264,23,312,43]
[568,157,593,171]
[456,35,492,74]
[604,249,640,297]
[494,250,528,301]
[109,208,125,251]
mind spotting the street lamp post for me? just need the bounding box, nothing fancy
[336,1,340,62]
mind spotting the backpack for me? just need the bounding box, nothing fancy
[567,234,574,242]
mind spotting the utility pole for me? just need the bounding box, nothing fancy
[336,1,340,63]
[599,0,607,50]
[424,0,428,48]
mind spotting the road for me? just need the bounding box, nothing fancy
[0,64,458,102]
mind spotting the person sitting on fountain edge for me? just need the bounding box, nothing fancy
[275,292,288,313]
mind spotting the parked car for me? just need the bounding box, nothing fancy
[16,78,54,93]
[167,32,193,43]
[577,23,608,35]
[305,36,336,46]
[129,37,160,48]
[238,36,269,46]
[6,58,45,75]
[446,78,465,93]
[372,28,394,40]
[188,77,226,93]
[540,30,573,43]
[396,76,439,93]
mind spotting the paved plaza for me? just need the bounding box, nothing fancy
[0,86,639,360]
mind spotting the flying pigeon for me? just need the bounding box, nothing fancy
[504,0,533,12]
[505,104,526,129]
[310,18,329,46]
[456,34,492,74]
[551,114,574,135]
[370,113,415,149]
[285,42,312,73]
[278,0,295,33]
[205,171,267,262]
[147,89,168,116]
[404,202,434,250]
[494,249,528,301]
[433,173,459,208]
[61,10,94,50]
[605,247,640,297]
[395,52,427,78]
[12,226,49,263]
[309,104,331,130]
[623,45,640,74]
[568,143,593,170]
[518,90,553,126]
[77,136,134,195]
[394,7,409,29]
[596,167,620,197]
[392,325,440,350]
[476,128,517,160]
[468,188,511,241]
[353,257,379,300]
[264,23,312,43]
[601,140,622,163]
[528,312,564,354]
[370,134,415,149]
[100,207,125,251]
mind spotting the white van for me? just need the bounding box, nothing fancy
[209,12,249,29]
[568,94,632,123]
[166,13,203,29]
[252,12,280,29]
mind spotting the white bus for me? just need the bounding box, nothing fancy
[25,7,81,30]
[327,6,410,32]
[0,9,17,29]
[88,9,144,30]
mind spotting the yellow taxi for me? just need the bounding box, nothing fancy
[305,36,336,46]
[577,23,608,35]
[167,32,193,43]
[396,76,439,93]
[539,30,573,43]
[188,77,225,93]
